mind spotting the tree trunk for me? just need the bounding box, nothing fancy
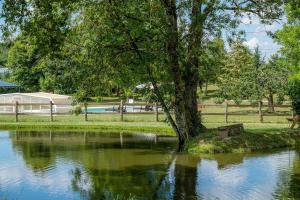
[199,79,203,91]
[112,0,188,146]
[163,0,189,145]
[184,64,205,137]
[163,0,206,144]
[267,90,275,113]
[204,79,208,96]
[183,0,206,137]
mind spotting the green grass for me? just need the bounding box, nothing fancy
[0,114,174,135]
[0,113,292,133]
[186,128,300,154]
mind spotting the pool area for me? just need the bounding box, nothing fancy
[85,105,158,113]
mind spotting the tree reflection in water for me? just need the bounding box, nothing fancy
[10,131,300,200]
[173,155,199,200]
[70,154,200,200]
[290,152,300,198]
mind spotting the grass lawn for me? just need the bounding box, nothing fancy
[0,113,292,134]
[0,114,174,135]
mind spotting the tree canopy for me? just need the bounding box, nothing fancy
[276,1,300,115]
[1,0,287,144]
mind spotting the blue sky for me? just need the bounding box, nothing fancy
[238,14,283,59]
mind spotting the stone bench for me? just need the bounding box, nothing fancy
[217,123,244,138]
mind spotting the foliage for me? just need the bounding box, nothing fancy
[6,36,42,92]
[260,55,289,104]
[72,105,82,116]
[199,38,226,91]
[288,79,300,115]
[217,42,254,103]
[218,44,289,106]
[276,1,300,75]
[276,2,300,114]
[0,42,9,67]
[1,0,286,140]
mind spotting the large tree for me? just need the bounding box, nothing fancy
[2,0,286,145]
[276,1,300,116]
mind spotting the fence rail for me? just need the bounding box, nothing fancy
[0,100,294,123]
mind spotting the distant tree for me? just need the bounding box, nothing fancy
[242,46,265,103]
[0,43,9,68]
[217,41,254,103]
[218,45,289,110]
[7,37,42,92]
[199,38,226,96]
[259,55,289,112]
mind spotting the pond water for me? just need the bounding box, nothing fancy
[0,130,299,200]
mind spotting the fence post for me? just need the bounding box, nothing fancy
[258,101,263,123]
[50,101,53,122]
[155,102,159,122]
[15,101,19,122]
[225,101,228,123]
[120,100,124,121]
[50,130,53,142]
[84,102,88,122]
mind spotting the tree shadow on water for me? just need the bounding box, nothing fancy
[70,153,201,200]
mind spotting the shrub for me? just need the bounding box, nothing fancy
[95,96,103,103]
[73,105,83,116]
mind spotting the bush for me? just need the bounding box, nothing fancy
[72,105,83,116]
[288,79,300,115]
[95,96,103,103]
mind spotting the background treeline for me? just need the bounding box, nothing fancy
[0,33,291,109]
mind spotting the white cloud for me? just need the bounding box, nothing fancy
[243,37,259,49]
[255,24,279,32]
[241,15,260,25]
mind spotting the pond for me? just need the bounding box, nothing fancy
[0,130,299,200]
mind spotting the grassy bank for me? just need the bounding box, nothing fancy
[186,128,300,154]
[0,114,298,153]
[0,116,173,136]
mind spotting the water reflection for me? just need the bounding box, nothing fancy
[0,131,298,200]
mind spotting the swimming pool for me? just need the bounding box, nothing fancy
[85,106,143,113]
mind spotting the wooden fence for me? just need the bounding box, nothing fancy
[80,101,163,122]
[198,102,293,123]
[0,100,294,123]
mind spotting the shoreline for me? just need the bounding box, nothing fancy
[0,120,298,154]
[186,129,300,154]
[0,123,174,136]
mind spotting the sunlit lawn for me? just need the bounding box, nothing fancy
[0,112,292,135]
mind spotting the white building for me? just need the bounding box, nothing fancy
[0,92,72,113]
[0,68,11,76]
